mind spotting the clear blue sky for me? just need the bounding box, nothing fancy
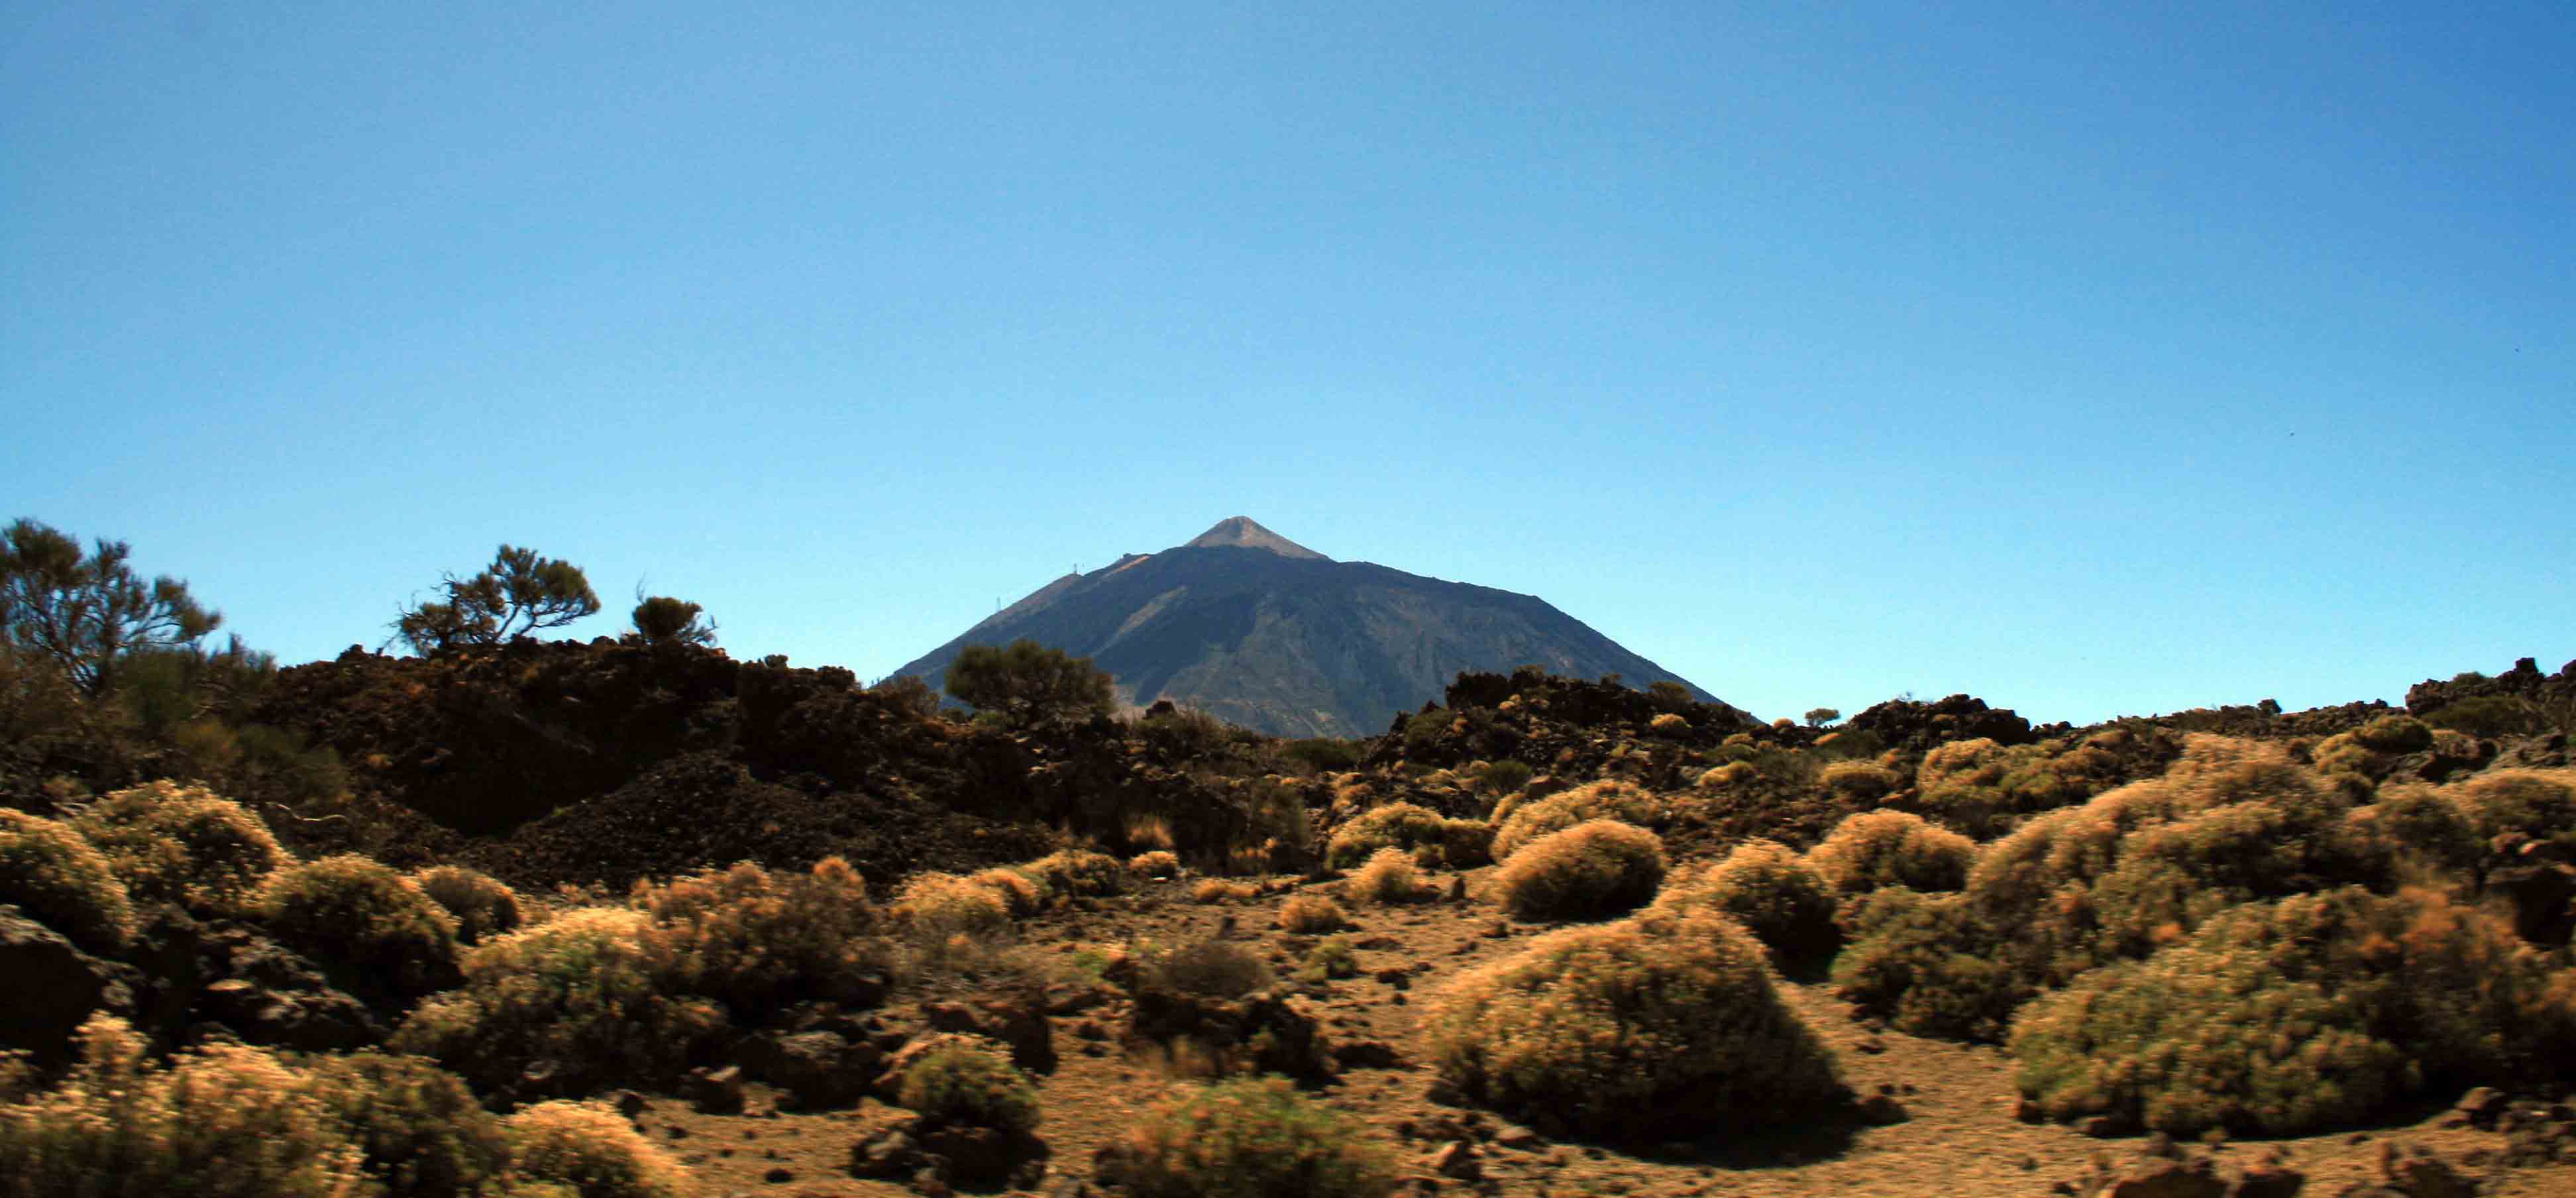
[6,2,2569,726]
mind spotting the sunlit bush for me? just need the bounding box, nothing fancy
[1346,847,1432,905]
[1650,838,1838,971]
[894,871,1012,940]
[1493,820,1665,922]
[1129,849,1181,879]
[410,865,522,946]
[254,853,461,999]
[1019,849,1126,897]
[0,808,136,954]
[1489,779,1660,859]
[1804,810,1975,896]
[296,1050,510,1198]
[637,857,885,1017]
[1324,802,1446,868]
[2447,768,2576,853]
[1829,887,2022,1042]
[68,779,284,916]
[896,1033,1040,1132]
[1277,893,1348,934]
[1095,1076,1396,1198]
[503,1101,691,1198]
[1818,760,1902,801]
[1422,908,1842,1138]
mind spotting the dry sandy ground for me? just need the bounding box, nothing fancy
[625,868,2576,1198]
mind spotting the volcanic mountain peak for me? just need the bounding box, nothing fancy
[1182,516,1328,561]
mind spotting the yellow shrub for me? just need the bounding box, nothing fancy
[504,1101,691,1198]
[1493,820,1665,921]
[895,872,1012,940]
[970,866,1045,916]
[2445,768,2576,853]
[1695,761,1756,789]
[1648,712,1689,734]
[1128,849,1181,879]
[1020,849,1126,897]
[1651,838,1837,969]
[1804,810,1975,895]
[295,1050,510,1198]
[1193,879,1257,904]
[410,865,522,945]
[1490,779,1661,859]
[255,853,460,999]
[896,1033,1041,1132]
[1323,802,1446,868]
[637,857,883,1016]
[0,1015,369,1198]
[68,779,284,916]
[1346,847,1430,905]
[1819,760,1902,800]
[1423,908,1842,1138]
[1277,893,1348,934]
[0,808,136,954]
[1917,738,2005,792]
[1096,1077,1396,1198]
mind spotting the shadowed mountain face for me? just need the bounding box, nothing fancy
[890,518,1734,737]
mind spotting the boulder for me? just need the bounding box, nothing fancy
[0,906,128,1065]
[924,993,1056,1075]
[735,1029,881,1109]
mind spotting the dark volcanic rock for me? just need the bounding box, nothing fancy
[0,906,130,1065]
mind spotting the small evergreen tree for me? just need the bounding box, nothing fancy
[1804,707,1842,728]
[1,518,221,696]
[629,596,716,647]
[392,545,599,655]
[943,639,1114,728]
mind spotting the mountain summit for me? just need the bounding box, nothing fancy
[890,519,1731,737]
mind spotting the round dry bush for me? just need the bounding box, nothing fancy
[1917,738,2005,792]
[1495,820,1666,922]
[1490,779,1661,860]
[1650,838,1838,972]
[1192,879,1257,904]
[409,865,521,946]
[1324,802,1447,869]
[255,853,460,999]
[2353,714,2434,754]
[1020,849,1126,898]
[1128,849,1181,879]
[2083,785,2394,961]
[0,808,136,954]
[1804,810,1975,896]
[1829,887,2024,1043]
[1648,712,1690,734]
[1097,1075,1396,1198]
[970,866,1045,916]
[1696,761,1756,789]
[2350,785,2483,876]
[1276,893,1348,934]
[1819,760,1902,801]
[68,779,285,916]
[1423,908,1843,1138]
[895,871,1012,940]
[1346,847,1430,905]
[2445,768,2576,853]
[0,1014,371,1198]
[896,1032,1040,1132]
[504,1101,691,1198]
[2010,887,2576,1137]
[639,857,885,1016]
[1142,938,1273,999]
[295,1050,509,1198]
[389,907,729,1097]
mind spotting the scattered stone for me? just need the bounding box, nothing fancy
[612,1090,651,1120]
[734,1028,881,1109]
[2080,1115,2131,1138]
[2098,1156,2224,1198]
[0,908,123,1065]
[2452,1086,2508,1130]
[1493,1126,1544,1150]
[1854,1035,1886,1054]
[2229,1159,2304,1198]
[761,1167,793,1183]
[1426,1140,1482,1181]
[1334,1038,1405,1069]
[1426,1077,1466,1107]
[2378,1142,2477,1198]
[850,1122,922,1179]
[1855,1093,1908,1125]
[684,1065,745,1115]
[924,993,1057,1073]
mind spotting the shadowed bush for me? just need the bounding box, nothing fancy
[503,1101,691,1198]
[896,1033,1040,1132]
[296,1050,510,1198]
[1142,938,1273,999]
[1422,907,1843,1138]
[0,808,136,954]
[409,865,521,946]
[2351,785,2484,877]
[1019,849,1126,898]
[1829,887,2023,1042]
[1095,1076,1397,1198]
[254,853,462,1000]
[1803,810,1975,896]
[67,779,284,917]
[2010,887,2576,1137]
[1324,802,1447,869]
[1493,820,1665,922]
[1650,838,1839,974]
[1489,779,1661,860]
[390,907,728,1098]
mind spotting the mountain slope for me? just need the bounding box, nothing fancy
[890,517,1734,737]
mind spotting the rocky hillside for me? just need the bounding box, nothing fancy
[890,517,1735,737]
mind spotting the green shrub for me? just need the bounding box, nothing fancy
[2353,714,2434,754]
[1095,1076,1397,1198]
[2351,785,2483,876]
[896,1034,1040,1132]
[1020,849,1126,897]
[637,857,885,1017]
[2446,768,2576,854]
[409,865,522,946]
[66,779,284,916]
[1804,810,1975,895]
[1829,887,2023,1042]
[2010,887,2576,1136]
[254,853,461,999]
[1422,908,1843,1138]
[389,907,728,1097]
[296,1050,509,1198]
[502,1101,690,1198]
[1276,893,1347,934]
[0,808,136,954]
[1401,708,1452,757]
[1346,847,1430,905]
[1475,759,1534,797]
[1142,938,1273,999]
[1493,820,1665,922]
[2082,782,2395,961]
[1819,760,1902,801]
[0,1015,370,1198]
[1650,838,1839,972]
[1489,779,1661,859]
[1323,802,1447,868]
[1295,934,1360,983]
[2422,695,2548,738]
[1280,738,1362,775]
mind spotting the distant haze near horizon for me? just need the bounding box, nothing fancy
[5,3,2569,728]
